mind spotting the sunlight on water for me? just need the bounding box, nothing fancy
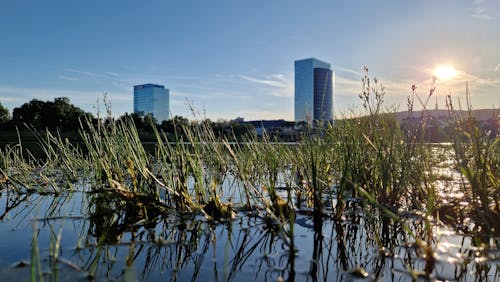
[0,186,497,281]
[0,145,498,281]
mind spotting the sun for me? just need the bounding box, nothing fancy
[433,66,457,80]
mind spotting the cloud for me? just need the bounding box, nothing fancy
[336,63,500,99]
[471,1,495,20]
[0,85,130,113]
[335,72,414,98]
[236,109,293,121]
[472,7,493,20]
[445,69,500,90]
[171,89,250,101]
[239,74,288,88]
[335,76,362,96]
[64,68,127,83]
[238,73,293,97]
[105,72,120,78]
[58,75,80,81]
[334,65,364,78]
[404,69,500,109]
[60,68,129,91]
[65,68,97,77]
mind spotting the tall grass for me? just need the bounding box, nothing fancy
[446,83,499,231]
[0,80,432,220]
[1,71,496,238]
[330,70,430,212]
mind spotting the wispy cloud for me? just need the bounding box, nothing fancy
[237,109,293,121]
[335,71,414,98]
[172,89,250,101]
[62,68,126,84]
[105,72,120,78]
[335,65,364,78]
[456,71,500,91]
[471,0,495,20]
[239,74,288,88]
[0,85,130,114]
[335,76,362,96]
[495,63,500,72]
[238,73,293,97]
[407,69,500,109]
[65,68,98,77]
[58,75,80,81]
[472,7,493,20]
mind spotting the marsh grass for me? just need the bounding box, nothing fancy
[31,221,43,282]
[446,84,499,231]
[3,76,431,222]
[331,70,431,213]
[0,70,498,282]
[0,143,31,192]
[0,133,61,194]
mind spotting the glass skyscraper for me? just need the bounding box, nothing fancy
[294,58,334,124]
[133,83,170,122]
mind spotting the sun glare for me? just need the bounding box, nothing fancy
[434,66,457,80]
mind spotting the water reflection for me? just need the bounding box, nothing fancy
[0,191,498,281]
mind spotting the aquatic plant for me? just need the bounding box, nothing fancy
[446,84,499,232]
[329,69,430,212]
[0,70,498,282]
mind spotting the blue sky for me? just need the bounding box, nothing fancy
[0,0,499,120]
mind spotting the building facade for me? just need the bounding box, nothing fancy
[294,58,334,124]
[133,83,170,122]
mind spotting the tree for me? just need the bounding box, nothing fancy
[12,97,89,131]
[12,99,45,128]
[0,101,10,125]
[160,116,189,135]
[143,114,158,132]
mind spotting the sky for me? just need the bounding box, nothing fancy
[0,0,499,121]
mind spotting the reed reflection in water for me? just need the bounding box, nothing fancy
[0,191,497,281]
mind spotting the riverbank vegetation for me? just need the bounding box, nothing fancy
[0,94,497,144]
[0,73,498,280]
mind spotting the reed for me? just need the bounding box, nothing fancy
[295,128,335,221]
[1,71,495,244]
[31,221,43,282]
[0,130,49,193]
[328,70,430,213]
[446,84,499,231]
[0,78,431,224]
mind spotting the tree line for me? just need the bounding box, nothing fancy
[0,97,255,141]
[1,97,496,143]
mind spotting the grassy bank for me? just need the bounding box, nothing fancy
[0,76,498,240]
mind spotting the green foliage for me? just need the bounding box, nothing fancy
[0,101,10,125]
[0,72,497,238]
[12,97,89,131]
[447,85,499,230]
[330,69,429,210]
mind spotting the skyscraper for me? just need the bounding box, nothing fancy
[133,83,170,122]
[294,58,334,124]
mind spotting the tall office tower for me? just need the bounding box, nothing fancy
[133,83,170,122]
[294,58,334,124]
